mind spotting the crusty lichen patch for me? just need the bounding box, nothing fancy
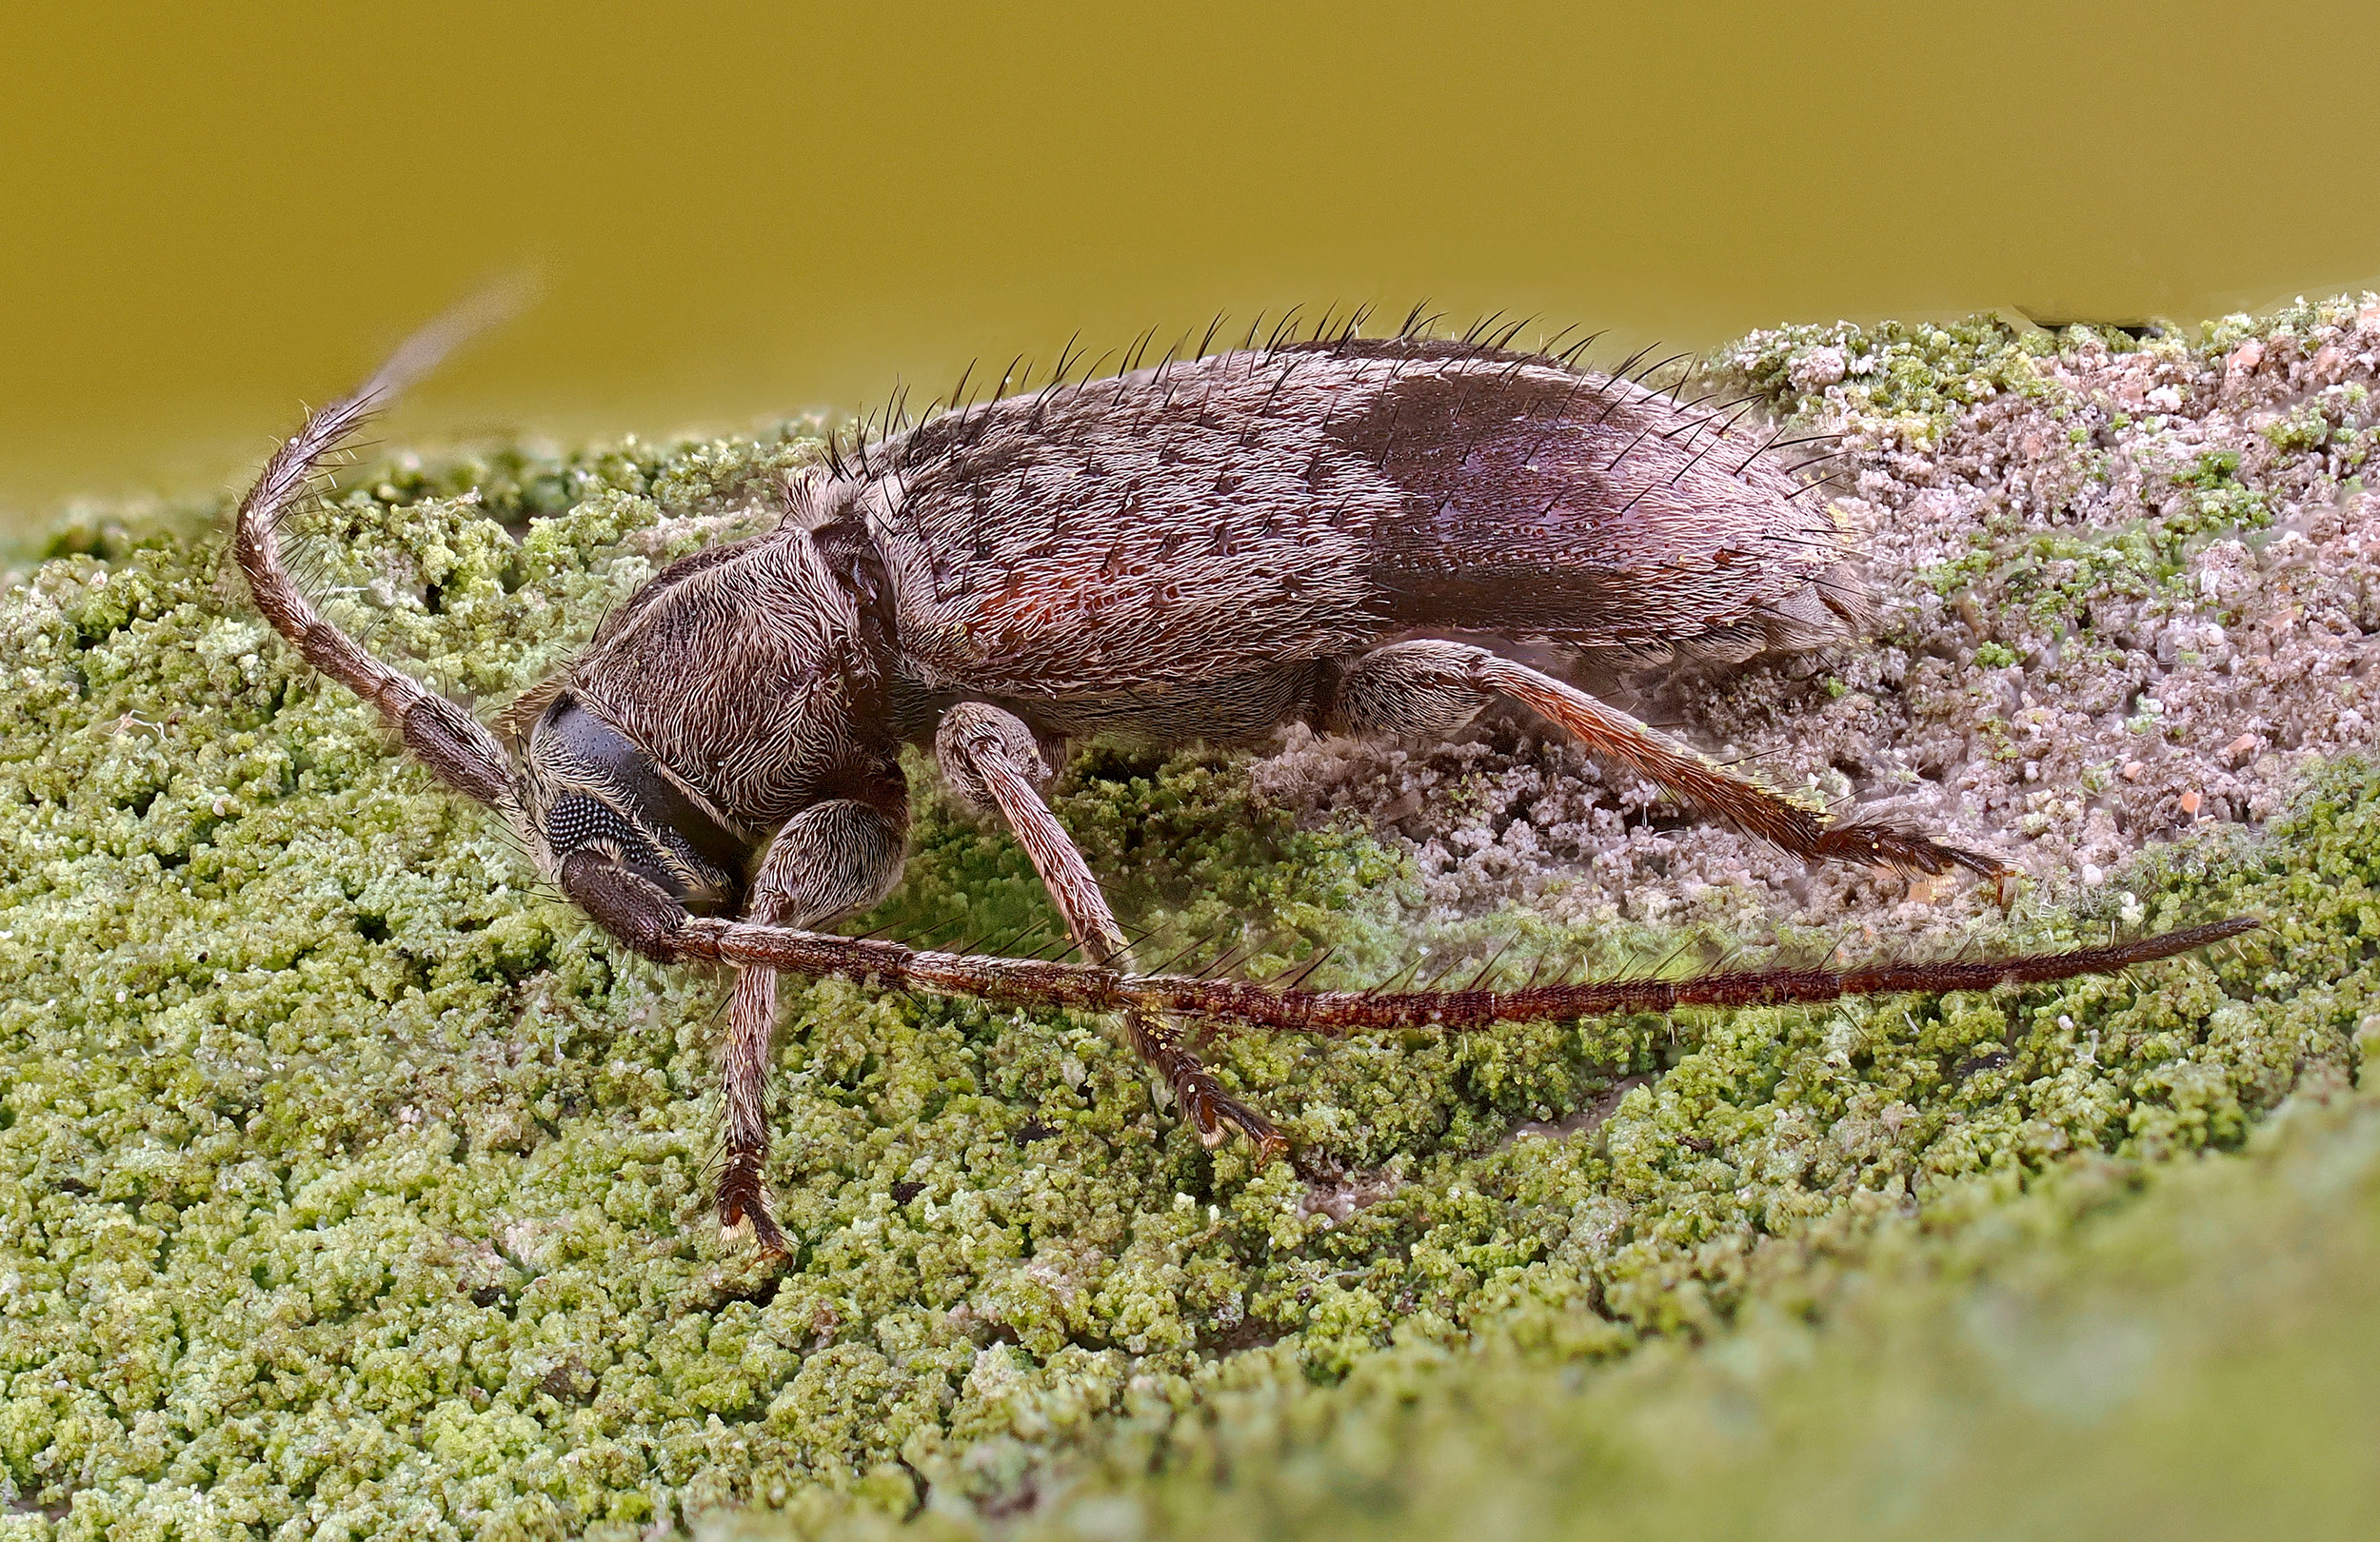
[1,307,2375,1540]
[882,1059,2380,1542]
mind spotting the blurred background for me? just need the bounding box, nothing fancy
[8,0,2380,531]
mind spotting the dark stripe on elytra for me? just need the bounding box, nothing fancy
[1331,367,1652,633]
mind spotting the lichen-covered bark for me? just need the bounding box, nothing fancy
[1,307,2374,1541]
[912,1077,2380,1542]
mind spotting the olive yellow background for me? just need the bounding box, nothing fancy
[7,1,2379,524]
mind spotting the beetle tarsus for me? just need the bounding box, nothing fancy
[1126,1007,1288,1160]
[1810,821,2008,878]
[718,1151,791,1256]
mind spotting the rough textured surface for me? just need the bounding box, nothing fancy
[809,1072,2380,1542]
[2,305,2375,1540]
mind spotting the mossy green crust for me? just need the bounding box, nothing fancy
[2,315,2374,1540]
[879,1068,2380,1542]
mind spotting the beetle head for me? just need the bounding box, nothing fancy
[520,693,751,922]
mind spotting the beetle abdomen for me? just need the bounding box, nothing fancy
[1308,339,1868,663]
[861,337,1865,701]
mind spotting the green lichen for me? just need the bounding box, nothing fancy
[4,351,2376,1540]
[2167,448,2274,536]
[1916,522,2182,635]
[1720,314,2068,446]
[843,1067,2380,1542]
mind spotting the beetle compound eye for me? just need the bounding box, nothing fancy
[545,790,625,855]
[545,791,689,897]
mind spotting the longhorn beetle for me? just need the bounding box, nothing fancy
[230,301,2251,1255]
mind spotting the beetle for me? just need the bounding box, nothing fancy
[230,302,2249,1254]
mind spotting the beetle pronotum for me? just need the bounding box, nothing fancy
[229,301,2249,1253]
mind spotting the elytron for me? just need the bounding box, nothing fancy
[230,302,2248,1254]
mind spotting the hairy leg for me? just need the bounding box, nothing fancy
[1325,640,2001,877]
[720,799,906,1254]
[935,702,1287,1158]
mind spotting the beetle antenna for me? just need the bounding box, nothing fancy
[231,282,531,814]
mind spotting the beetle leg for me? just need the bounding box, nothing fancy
[721,799,907,1255]
[1325,640,2003,878]
[935,704,1129,960]
[934,702,1287,1160]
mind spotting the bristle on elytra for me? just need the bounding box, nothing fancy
[1629,351,1695,390]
